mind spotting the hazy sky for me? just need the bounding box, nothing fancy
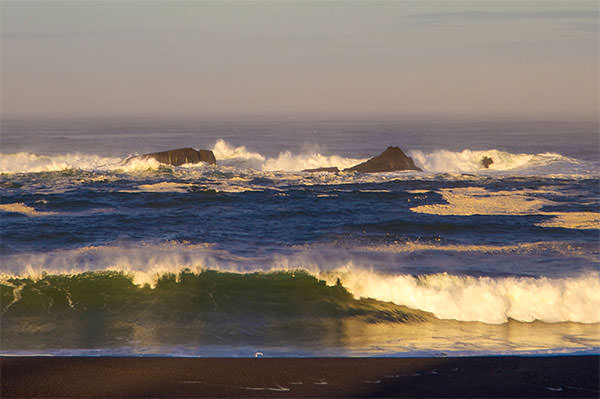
[1,1,598,119]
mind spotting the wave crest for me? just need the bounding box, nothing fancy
[0,142,589,175]
[1,269,425,323]
[1,244,598,324]
[0,140,365,174]
[324,268,600,324]
[263,151,364,172]
[211,139,364,171]
[0,152,122,174]
[211,139,265,169]
[409,149,576,173]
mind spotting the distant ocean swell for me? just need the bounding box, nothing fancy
[2,264,599,325]
[0,139,590,175]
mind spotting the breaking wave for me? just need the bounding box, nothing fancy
[0,270,424,323]
[329,268,600,324]
[2,244,598,325]
[0,141,588,175]
[211,139,365,171]
[0,152,122,174]
[408,148,579,173]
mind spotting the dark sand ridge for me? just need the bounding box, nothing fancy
[2,356,598,397]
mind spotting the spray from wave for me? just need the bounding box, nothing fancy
[211,139,265,169]
[408,149,578,173]
[322,268,600,324]
[0,140,365,174]
[0,152,122,174]
[0,141,589,175]
[211,139,364,171]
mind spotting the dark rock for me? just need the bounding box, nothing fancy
[302,167,340,173]
[481,156,493,169]
[143,148,216,166]
[344,147,422,172]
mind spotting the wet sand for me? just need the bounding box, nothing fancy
[1,355,598,397]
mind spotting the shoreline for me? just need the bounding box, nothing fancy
[2,355,598,397]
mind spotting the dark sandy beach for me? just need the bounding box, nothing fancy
[1,355,598,397]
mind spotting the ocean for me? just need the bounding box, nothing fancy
[1,117,598,357]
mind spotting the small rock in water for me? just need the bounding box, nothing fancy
[302,167,340,173]
[481,156,494,168]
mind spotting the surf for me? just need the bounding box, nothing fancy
[2,243,598,324]
[1,140,590,176]
[408,148,581,173]
[0,269,426,324]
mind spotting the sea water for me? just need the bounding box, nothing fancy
[1,118,598,357]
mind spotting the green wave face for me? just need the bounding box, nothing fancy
[1,270,431,353]
[2,270,599,356]
[1,270,426,322]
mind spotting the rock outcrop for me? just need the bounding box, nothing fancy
[344,146,421,172]
[143,148,216,166]
[302,167,340,173]
[480,156,494,169]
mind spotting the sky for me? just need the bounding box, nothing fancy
[1,1,598,119]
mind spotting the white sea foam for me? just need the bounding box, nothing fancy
[536,212,600,230]
[262,151,364,172]
[123,182,195,193]
[321,268,600,324]
[408,149,576,173]
[409,187,600,229]
[211,139,364,171]
[410,187,554,216]
[2,243,598,324]
[0,143,591,176]
[350,240,596,257]
[0,151,168,174]
[116,156,163,172]
[0,152,122,174]
[0,141,363,174]
[0,202,56,216]
[211,139,265,169]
